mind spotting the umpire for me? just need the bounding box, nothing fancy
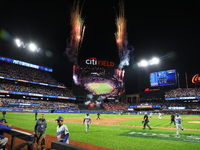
[170,113,176,125]
[143,112,152,130]
[96,113,100,120]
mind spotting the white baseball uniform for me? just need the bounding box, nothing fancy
[56,124,69,144]
[158,113,162,120]
[150,113,153,118]
[175,116,183,137]
[84,115,91,132]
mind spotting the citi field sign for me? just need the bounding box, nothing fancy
[85,57,114,67]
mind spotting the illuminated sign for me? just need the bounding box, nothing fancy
[144,88,160,91]
[168,107,186,110]
[192,74,200,83]
[0,56,53,72]
[85,57,114,67]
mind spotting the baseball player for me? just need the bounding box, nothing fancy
[55,116,69,144]
[0,119,12,148]
[175,114,184,137]
[35,110,38,121]
[2,111,6,119]
[143,112,152,130]
[83,114,91,132]
[158,112,162,120]
[149,112,153,118]
[96,113,100,120]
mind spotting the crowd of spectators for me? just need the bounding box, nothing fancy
[165,88,200,98]
[102,100,199,111]
[102,102,129,111]
[129,101,199,109]
[0,80,75,97]
[0,62,65,86]
[0,98,79,110]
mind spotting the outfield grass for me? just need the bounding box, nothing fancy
[87,83,113,94]
[3,113,200,150]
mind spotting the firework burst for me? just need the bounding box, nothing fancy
[115,1,127,52]
[66,0,85,64]
[115,0,133,69]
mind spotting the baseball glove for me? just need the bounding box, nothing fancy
[142,121,145,124]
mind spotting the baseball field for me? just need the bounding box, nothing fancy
[3,113,200,150]
[87,83,114,94]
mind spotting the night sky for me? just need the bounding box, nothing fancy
[1,0,200,94]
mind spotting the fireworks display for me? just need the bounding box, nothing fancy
[115,1,127,51]
[115,0,133,69]
[66,0,133,68]
[66,0,85,64]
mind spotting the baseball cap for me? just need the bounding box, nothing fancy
[55,116,64,121]
[0,118,7,123]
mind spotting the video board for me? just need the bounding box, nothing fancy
[150,69,177,87]
[72,63,125,97]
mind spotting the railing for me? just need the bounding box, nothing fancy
[51,141,89,150]
[4,129,34,150]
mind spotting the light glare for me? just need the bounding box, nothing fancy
[138,60,148,67]
[149,57,159,65]
[138,57,160,67]
[29,43,36,51]
[15,39,21,47]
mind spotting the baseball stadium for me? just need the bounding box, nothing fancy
[0,54,200,150]
[1,1,200,150]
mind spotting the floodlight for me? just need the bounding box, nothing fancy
[138,60,148,67]
[29,43,37,51]
[15,39,21,47]
[149,57,159,65]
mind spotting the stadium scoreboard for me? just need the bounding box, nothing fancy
[150,69,177,87]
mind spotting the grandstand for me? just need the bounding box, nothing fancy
[0,55,200,115]
[0,56,80,111]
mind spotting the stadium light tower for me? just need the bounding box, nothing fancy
[137,57,160,67]
[14,38,40,52]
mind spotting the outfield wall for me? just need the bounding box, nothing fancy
[0,108,199,115]
[0,108,118,114]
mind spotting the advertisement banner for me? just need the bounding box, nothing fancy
[0,108,51,113]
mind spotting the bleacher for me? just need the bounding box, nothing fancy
[0,57,78,108]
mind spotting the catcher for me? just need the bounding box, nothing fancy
[142,112,152,130]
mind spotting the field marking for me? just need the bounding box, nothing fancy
[120,130,200,143]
